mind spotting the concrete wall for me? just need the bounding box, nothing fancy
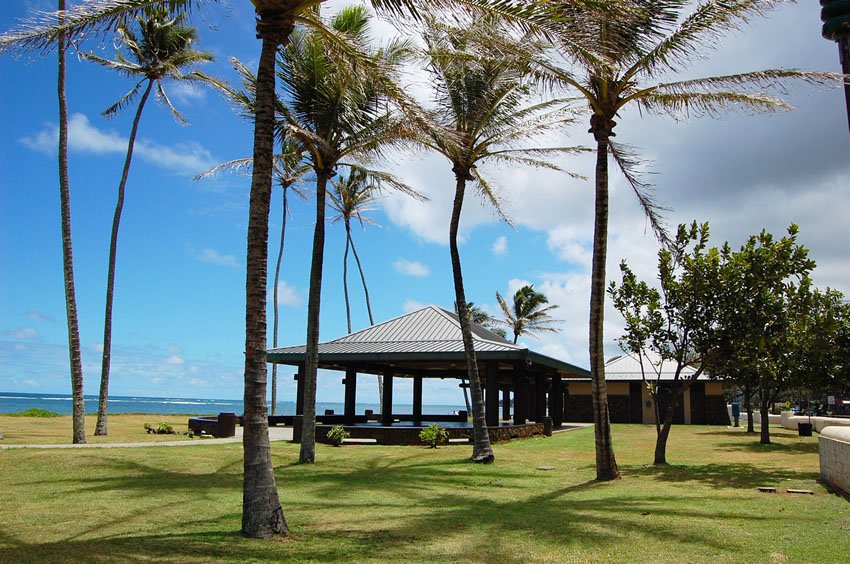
[819,426,850,497]
[779,412,850,433]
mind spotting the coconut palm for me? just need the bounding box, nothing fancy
[0,0,572,540]
[328,168,387,405]
[278,5,420,464]
[82,9,211,436]
[416,15,586,463]
[496,285,561,344]
[529,0,839,481]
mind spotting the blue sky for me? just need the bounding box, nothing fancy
[2,1,849,406]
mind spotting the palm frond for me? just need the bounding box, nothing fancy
[607,140,669,246]
[156,80,187,124]
[638,90,792,118]
[472,169,513,226]
[101,79,145,117]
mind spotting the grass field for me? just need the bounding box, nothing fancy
[0,413,192,444]
[1,418,847,563]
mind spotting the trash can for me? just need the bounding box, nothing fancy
[217,412,237,438]
[543,416,553,437]
[798,422,813,437]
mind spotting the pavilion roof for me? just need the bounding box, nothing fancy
[267,305,589,377]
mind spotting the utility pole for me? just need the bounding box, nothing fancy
[821,0,850,134]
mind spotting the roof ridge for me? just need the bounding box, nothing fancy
[329,305,441,343]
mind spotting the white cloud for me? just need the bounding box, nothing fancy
[194,247,238,268]
[165,355,185,366]
[169,81,206,104]
[22,379,40,387]
[167,344,182,355]
[2,327,38,341]
[26,311,54,322]
[402,299,426,313]
[276,281,302,308]
[492,236,508,256]
[21,113,214,175]
[394,258,431,277]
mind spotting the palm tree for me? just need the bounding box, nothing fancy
[83,8,212,437]
[416,15,585,463]
[496,285,561,344]
[58,0,86,444]
[454,301,504,413]
[278,5,419,464]
[532,0,838,481]
[328,168,386,405]
[0,0,567,539]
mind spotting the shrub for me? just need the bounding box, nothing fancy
[326,425,349,446]
[144,422,175,435]
[419,424,449,449]
[9,408,61,418]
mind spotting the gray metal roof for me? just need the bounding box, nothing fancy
[267,305,589,377]
[601,352,709,382]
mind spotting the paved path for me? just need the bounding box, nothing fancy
[0,426,293,450]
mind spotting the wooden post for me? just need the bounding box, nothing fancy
[552,377,563,426]
[295,362,305,416]
[486,361,499,427]
[344,368,357,426]
[535,373,547,422]
[413,375,423,424]
[513,367,526,425]
[381,369,393,426]
[502,388,510,421]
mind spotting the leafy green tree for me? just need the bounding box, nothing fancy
[533,0,837,481]
[416,15,583,463]
[710,225,815,445]
[277,5,417,464]
[84,8,212,436]
[496,285,561,344]
[610,222,722,464]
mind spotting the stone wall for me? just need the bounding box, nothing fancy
[819,426,850,497]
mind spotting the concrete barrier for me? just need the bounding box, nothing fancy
[813,416,850,433]
[739,411,781,425]
[779,412,810,430]
[819,426,850,497]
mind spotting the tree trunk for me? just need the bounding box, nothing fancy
[95,79,154,436]
[58,0,86,445]
[242,29,288,539]
[342,221,352,333]
[759,394,771,445]
[347,229,381,404]
[588,123,619,480]
[744,385,754,433]
[450,168,494,464]
[270,185,289,416]
[300,167,330,465]
[654,389,677,465]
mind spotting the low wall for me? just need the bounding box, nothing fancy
[314,423,545,446]
[819,426,850,497]
[813,417,850,433]
[779,412,850,432]
[737,411,781,425]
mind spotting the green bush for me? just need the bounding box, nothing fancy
[144,422,175,435]
[8,408,62,418]
[419,424,449,449]
[326,425,349,446]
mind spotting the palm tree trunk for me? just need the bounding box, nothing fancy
[342,221,352,333]
[450,168,494,464]
[588,123,620,481]
[95,79,154,436]
[58,0,85,445]
[300,167,330,465]
[347,226,381,404]
[242,27,288,539]
[271,185,289,417]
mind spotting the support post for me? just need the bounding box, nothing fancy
[344,368,357,426]
[381,369,393,426]
[513,367,526,425]
[413,375,423,424]
[486,361,499,427]
[552,377,563,426]
[295,362,305,416]
[535,373,547,422]
[502,388,510,421]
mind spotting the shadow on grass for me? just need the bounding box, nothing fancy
[622,462,818,489]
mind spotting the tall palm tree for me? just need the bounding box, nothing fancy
[58,0,86,444]
[328,168,386,405]
[0,0,569,540]
[278,5,419,464]
[83,8,212,437]
[416,15,585,463]
[496,284,561,344]
[534,0,838,481]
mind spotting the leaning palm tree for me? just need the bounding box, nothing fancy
[496,284,561,344]
[83,8,212,436]
[328,168,386,405]
[415,15,586,463]
[532,0,839,481]
[278,5,421,464]
[0,0,573,540]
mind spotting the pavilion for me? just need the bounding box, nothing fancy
[266,305,590,444]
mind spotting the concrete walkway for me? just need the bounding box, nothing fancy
[0,426,293,450]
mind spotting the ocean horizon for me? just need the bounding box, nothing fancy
[0,391,466,416]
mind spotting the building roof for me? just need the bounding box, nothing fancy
[602,351,708,382]
[267,305,589,377]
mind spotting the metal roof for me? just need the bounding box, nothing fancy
[267,305,589,377]
[601,351,709,382]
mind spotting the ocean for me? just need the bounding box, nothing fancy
[0,392,465,417]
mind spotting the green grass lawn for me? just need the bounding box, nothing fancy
[0,413,193,445]
[0,423,847,563]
